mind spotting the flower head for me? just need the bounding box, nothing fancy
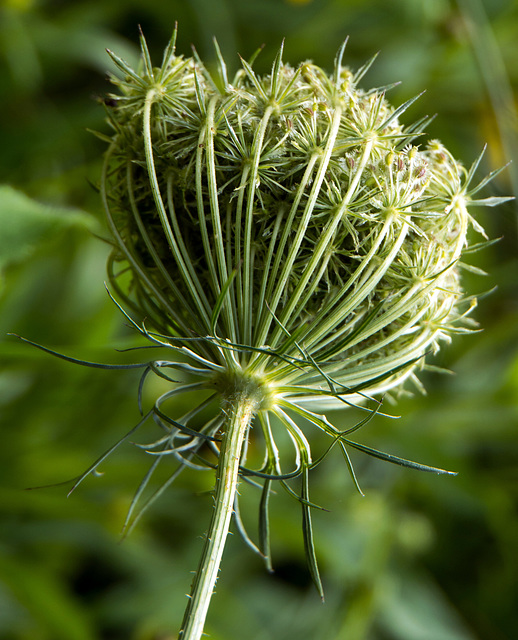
[95,28,509,584]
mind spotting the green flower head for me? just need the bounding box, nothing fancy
[92,28,509,610]
[102,30,497,401]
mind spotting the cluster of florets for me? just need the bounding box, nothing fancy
[101,33,489,401]
[88,33,513,608]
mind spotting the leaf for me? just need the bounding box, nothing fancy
[301,466,325,601]
[105,48,145,85]
[65,411,153,496]
[233,495,263,557]
[353,51,379,85]
[467,162,512,196]
[468,195,514,207]
[0,185,96,279]
[378,92,425,132]
[8,334,149,370]
[259,479,274,572]
[343,439,457,475]
[138,25,154,79]
[160,22,178,70]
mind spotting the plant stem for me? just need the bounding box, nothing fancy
[179,394,257,640]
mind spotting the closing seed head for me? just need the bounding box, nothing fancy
[101,33,495,405]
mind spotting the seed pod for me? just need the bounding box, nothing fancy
[102,33,497,407]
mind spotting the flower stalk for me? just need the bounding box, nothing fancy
[179,392,258,640]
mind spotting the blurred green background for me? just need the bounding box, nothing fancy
[1,0,517,638]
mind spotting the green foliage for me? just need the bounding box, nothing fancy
[0,186,96,286]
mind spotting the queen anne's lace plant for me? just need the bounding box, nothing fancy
[21,28,509,640]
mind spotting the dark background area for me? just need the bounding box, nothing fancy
[1,1,517,638]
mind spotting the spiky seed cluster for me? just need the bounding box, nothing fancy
[102,32,496,408]
[91,30,511,598]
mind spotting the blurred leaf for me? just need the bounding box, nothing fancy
[0,552,95,640]
[0,185,97,282]
[380,569,476,640]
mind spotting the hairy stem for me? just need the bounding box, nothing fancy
[179,394,257,640]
